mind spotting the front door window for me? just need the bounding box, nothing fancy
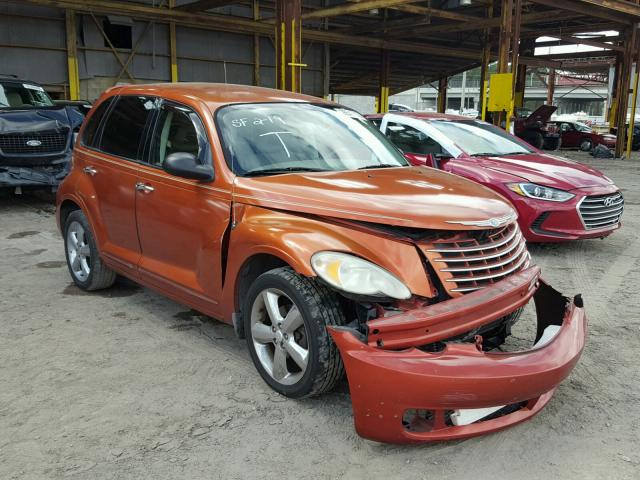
[149,103,206,167]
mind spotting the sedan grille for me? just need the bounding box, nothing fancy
[578,192,623,230]
[420,222,531,296]
[0,130,69,155]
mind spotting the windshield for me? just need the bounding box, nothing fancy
[216,103,408,176]
[428,120,534,156]
[0,81,54,108]
[575,123,592,133]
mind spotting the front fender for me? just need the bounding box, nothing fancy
[220,204,436,320]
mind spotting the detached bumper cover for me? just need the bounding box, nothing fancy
[329,268,587,443]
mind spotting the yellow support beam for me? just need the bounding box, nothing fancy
[377,50,390,114]
[169,0,178,82]
[626,70,638,158]
[275,0,302,92]
[65,9,80,100]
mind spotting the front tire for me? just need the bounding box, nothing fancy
[243,267,345,398]
[580,138,593,151]
[64,210,116,291]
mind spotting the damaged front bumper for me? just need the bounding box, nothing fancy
[0,155,70,189]
[329,267,587,443]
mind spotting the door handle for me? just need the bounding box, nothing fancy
[83,166,97,176]
[135,182,154,193]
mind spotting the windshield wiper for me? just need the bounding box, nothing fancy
[357,163,402,170]
[242,166,328,177]
[470,152,499,157]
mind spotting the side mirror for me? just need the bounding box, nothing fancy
[163,152,214,181]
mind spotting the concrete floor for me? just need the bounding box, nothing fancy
[1,151,639,480]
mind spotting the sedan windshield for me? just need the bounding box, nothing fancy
[0,81,54,108]
[575,122,592,133]
[428,119,534,156]
[216,103,408,176]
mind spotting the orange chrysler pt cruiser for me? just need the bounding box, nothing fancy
[56,83,586,443]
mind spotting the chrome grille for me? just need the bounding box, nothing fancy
[578,192,624,230]
[0,130,68,155]
[421,222,531,295]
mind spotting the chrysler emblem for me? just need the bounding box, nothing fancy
[26,139,42,147]
[446,211,518,228]
[603,197,615,207]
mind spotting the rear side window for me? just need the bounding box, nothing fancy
[81,97,113,147]
[99,96,155,160]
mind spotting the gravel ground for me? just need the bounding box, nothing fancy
[1,151,639,480]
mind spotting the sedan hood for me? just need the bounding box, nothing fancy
[233,166,514,230]
[0,106,83,134]
[469,153,613,190]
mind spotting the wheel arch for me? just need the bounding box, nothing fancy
[233,252,291,322]
[58,199,82,231]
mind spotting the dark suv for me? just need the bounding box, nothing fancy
[0,75,84,192]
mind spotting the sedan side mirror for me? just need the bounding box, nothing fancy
[163,152,214,181]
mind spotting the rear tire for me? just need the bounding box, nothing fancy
[243,267,345,398]
[580,138,593,152]
[63,210,116,291]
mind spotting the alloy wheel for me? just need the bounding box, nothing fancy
[66,221,91,282]
[249,288,309,386]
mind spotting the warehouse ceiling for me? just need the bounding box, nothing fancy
[18,0,640,95]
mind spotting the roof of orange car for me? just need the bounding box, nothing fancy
[103,82,333,109]
[366,112,471,121]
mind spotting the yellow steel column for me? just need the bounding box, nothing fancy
[615,27,637,157]
[65,10,80,100]
[275,0,302,92]
[626,38,640,159]
[377,50,390,114]
[169,0,178,82]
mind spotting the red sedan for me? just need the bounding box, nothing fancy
[367,112,623,242]
[551,121,617,151]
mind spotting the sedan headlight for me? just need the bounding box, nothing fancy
[311,251,411,299]
[506,182,575,202]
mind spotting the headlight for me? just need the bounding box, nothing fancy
[506,182,575,202]
[311,251,411,299]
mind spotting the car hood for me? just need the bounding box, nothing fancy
[233,166,515,230]
[466,153,613,190]
[523,105,557,125]
[0,106,83,134]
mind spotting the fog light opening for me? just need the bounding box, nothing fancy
[402,409,435,432]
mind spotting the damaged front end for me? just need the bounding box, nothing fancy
[0,155,71,189]
[0,105,81,190]
[329,266,587,443]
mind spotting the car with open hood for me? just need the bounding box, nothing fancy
[513,105,561,150]
[550,120,617,151]
[368,112,623,242]
[56,83,586,443]
[0,75,84,191]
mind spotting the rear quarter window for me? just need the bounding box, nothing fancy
[81,97,113,148]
